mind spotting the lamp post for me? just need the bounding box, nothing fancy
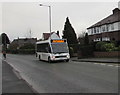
[39,4,52,39]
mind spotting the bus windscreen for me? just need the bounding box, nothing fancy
[51,42,69,54]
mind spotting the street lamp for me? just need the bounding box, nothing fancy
[39,4,52,39]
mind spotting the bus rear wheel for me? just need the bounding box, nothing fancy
[39,55,41,61]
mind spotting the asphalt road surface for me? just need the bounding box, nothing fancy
[4,54,118,93]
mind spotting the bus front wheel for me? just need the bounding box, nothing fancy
[48,57,51,63]
[66,59,69,62]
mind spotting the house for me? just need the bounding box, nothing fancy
[87,8,120,45]
[9,38,37,49]
[41,31,60,40]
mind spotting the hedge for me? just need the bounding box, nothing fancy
[78,45,94,58]
[7,49,35,54]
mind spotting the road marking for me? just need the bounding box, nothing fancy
[93,62,119,67]
[107,65,113,67]
[115,66,120,67]
[94,63,100,64]
[100,64,106,66]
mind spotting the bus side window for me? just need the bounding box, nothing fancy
[45,47,49,53]
[48,45,51,53]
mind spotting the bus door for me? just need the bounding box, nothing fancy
[42,44,51,61]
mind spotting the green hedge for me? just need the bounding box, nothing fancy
[78,45,94,58]
[68,44,78,57]
[7,49,18,54]
[7,49,35,54]
[18,49,35,54]
[95,42,120,52]
[69,44,78,53]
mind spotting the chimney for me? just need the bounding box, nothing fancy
[113,8,120,14]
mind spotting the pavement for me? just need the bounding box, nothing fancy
[71,57,120,64]
[2,59,37,94]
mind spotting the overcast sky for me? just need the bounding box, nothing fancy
[1,1,119,41]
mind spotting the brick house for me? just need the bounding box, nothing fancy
[9,38,37,49]
[87,8,120,45]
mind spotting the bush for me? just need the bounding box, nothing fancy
[95,42,117,52]
[7,49,35,54]
[95,41,107,51]
[115,45,120,51]
[69,44,78,53]
[78,45,94,57]
[117,46,120,51]
[18,49,35,54]
[101,43,115,52]
[19,43,35,49]
[69,47,74,57]
[7,49,18,54]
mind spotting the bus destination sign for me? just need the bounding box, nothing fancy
[51,40,65,43]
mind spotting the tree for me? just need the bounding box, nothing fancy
[78,32,89,45]
[1,33,10,51]
[62,17,78,45]
[78,31,86,44]
[84,33,89,45]
[1,33,10,45]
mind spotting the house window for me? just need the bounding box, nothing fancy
[106,25,109,32]
[102,37,110,41]
[102,26,106,32]
[96,27,99,33]
[91,28,93,34]
[111,24,114,30]
[94,28,96,34]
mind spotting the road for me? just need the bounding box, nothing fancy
[4,54,118,93]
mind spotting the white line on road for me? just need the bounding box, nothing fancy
[94,63,100,64]
[100,64,106,66]
[107,65,113,67]
[93,62,118,67]
[115,66,120,67]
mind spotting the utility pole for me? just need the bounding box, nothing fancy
[39,4,52,40]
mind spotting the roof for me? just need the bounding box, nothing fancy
[43,32,59,40]
[43,32,54,40]
[87,8,120,29]
[11,38,37,44]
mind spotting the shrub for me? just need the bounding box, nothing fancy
[117,46,120,51]
[96,42,116,52]
[19,43,35,49]
[69,44,78,53]
[78,45,94,57]
[7,49,18,54]
[101,43,115,52]
[95,41,107,51]
[18,49,35,54]
[69,47,74,57]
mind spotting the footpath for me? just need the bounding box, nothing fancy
[71,57,120,64]
[2,60,37,95]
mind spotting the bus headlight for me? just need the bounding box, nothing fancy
[67,54,70,58]
[51,56,55,60]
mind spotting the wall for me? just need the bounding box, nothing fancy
[94,51,120,58]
